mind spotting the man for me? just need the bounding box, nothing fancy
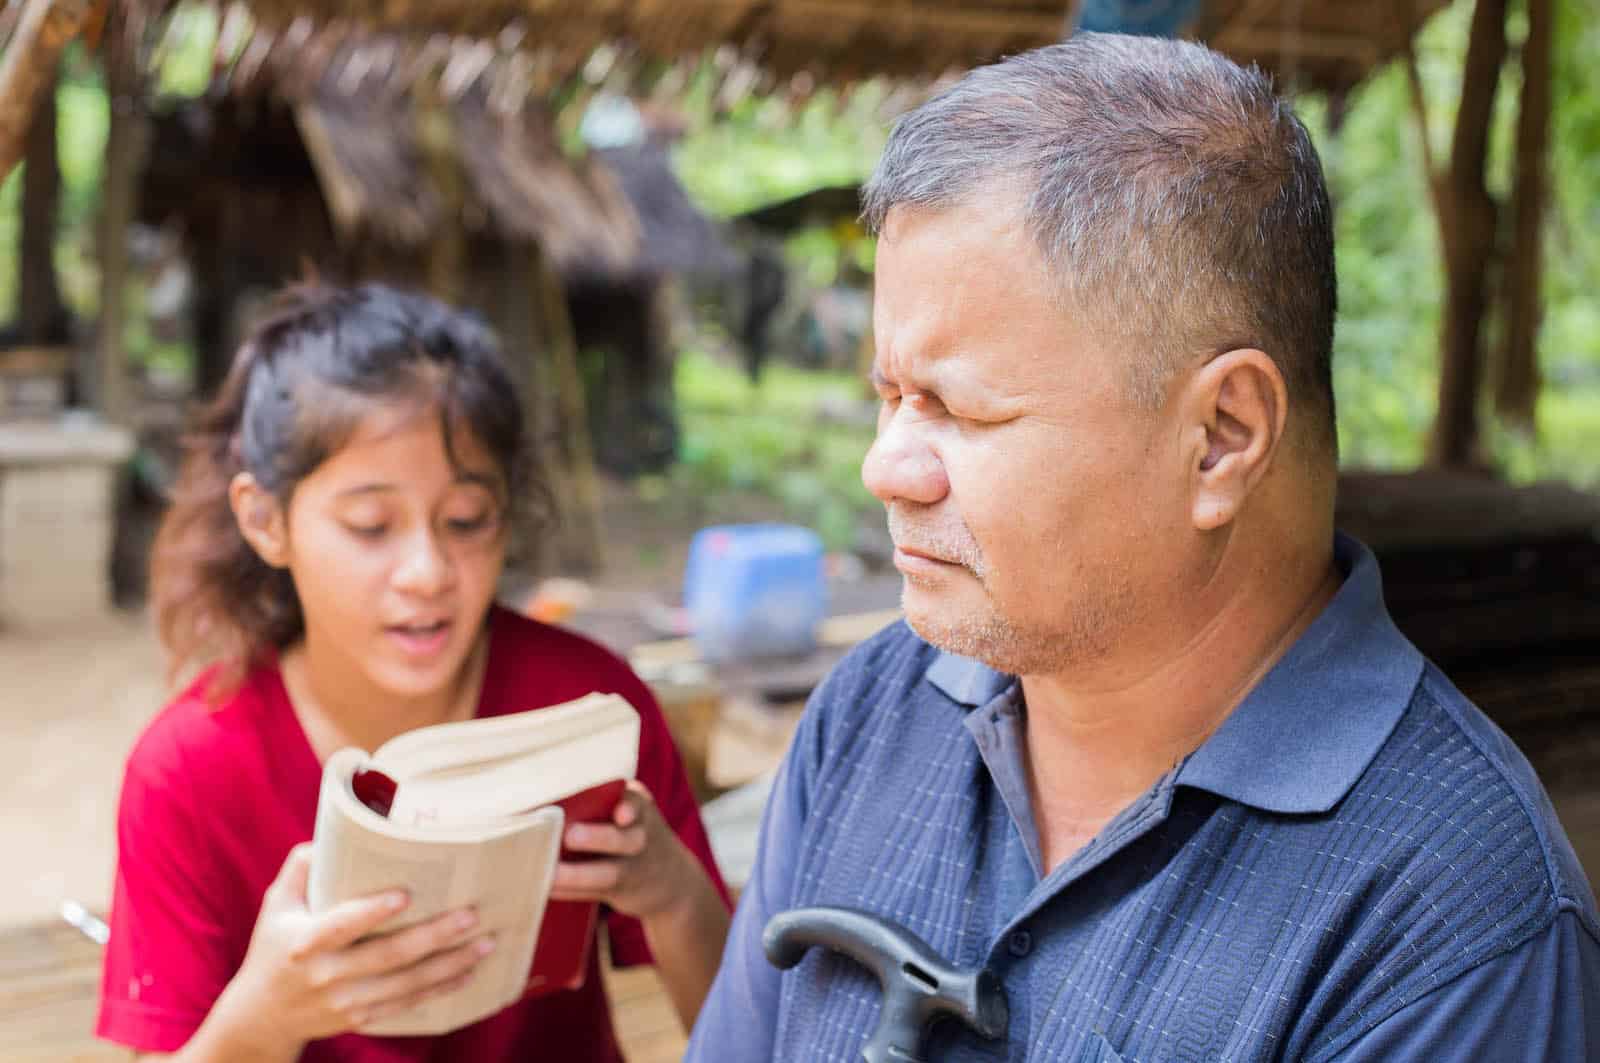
[687,33,1600,1062]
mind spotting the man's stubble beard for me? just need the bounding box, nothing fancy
[899,560,1134,678]
[887,504,1135,676]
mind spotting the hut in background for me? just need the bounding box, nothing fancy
[133,28,742,567]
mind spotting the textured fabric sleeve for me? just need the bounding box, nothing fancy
[684,675,831,1063]
[1322,905,1600,1063]
[602,660,733,969]
[96,722,240,1053]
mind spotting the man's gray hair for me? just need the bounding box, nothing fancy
[862,33,1337,449]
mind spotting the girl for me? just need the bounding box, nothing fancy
[97,283,731,1062]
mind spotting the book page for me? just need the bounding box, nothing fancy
[372,694,628,773]
[308,750,564,1036]
[386,717,639,826]
[381,699,640,826]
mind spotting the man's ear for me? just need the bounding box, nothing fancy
[1181,348,1288,531]
[228,472,290,568]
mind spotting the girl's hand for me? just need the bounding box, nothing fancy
[208,844,495,1053]
[549,781,732,1029]
[549,781,700,920]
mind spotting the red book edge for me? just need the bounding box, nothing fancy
[522,777,628,999]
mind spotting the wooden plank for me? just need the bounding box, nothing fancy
[0,346,71,376]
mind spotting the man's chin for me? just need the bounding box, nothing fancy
[901,585,995,657]
[900,587,1076,677]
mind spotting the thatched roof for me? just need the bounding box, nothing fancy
[137,23,745,287]
[591,140,740,279]
[126,0,1456,288]
[134,0,1450,97]
[1194,0,1453,97]
[290,67,641,277]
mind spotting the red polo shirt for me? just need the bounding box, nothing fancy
[98,605,728,1061]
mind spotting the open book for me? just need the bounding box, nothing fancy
[307,692,641,1037]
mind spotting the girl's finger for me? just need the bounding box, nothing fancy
[564,822,646,857]
[334,907,481,981]
[551,859,621,898]
[356,964,480,1030]
[342,934,494,1014]
[293,889,410,959]
[616,780,659,827]
[264,844,315,908]
[613,799,638,828]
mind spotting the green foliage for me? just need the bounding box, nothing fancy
[150,6,221,100]
[1545,0,1600,389]
[1298,70,1444,469]
[664,0,1597,489]
[1290,0,1598,479]
[661,350,877,550]
[671,77,892,218]
[0,0,1591,520]
[0,44,108,317]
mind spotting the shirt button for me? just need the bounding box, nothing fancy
[1008,929,1032,957]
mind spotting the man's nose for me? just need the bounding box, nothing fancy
[392,528,455,596]
[862,415,949,506]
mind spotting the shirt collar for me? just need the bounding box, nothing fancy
[924,532,1423,815]
[926,650,1014,708]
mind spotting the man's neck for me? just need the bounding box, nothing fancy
[1019,550,1341,873]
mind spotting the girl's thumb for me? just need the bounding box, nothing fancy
[268,843,314,906]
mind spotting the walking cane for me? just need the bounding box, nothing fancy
[764,906,1009,1063]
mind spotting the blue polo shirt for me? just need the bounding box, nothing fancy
[687,535,1600,1061]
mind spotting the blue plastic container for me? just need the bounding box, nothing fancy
[684,523,826,662]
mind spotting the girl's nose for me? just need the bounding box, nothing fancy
[392,528,455,596]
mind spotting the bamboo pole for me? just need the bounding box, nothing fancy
[1426,0,1509,470]
[1401,37,1446,222]
[413,77,467,305]
[94,5,147,426]
[530,241,604,574]
[1494,0,1554,430]
[18,61,65,344]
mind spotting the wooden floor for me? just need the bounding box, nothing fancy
[0,918,687,1062]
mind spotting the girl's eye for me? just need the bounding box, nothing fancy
[346,523,388,540]
[446,512,495,535]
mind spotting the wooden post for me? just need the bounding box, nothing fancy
[1401,38,1446,223]
[530,242,603,574]
[94,12,146,427]
[18,62,66,344]
[1426,0,1509,470]
[494,249,553,576]
[0,0,94,182]
[191,194,244,399]
[1494,0,1553,431]
[413,80,466,305]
